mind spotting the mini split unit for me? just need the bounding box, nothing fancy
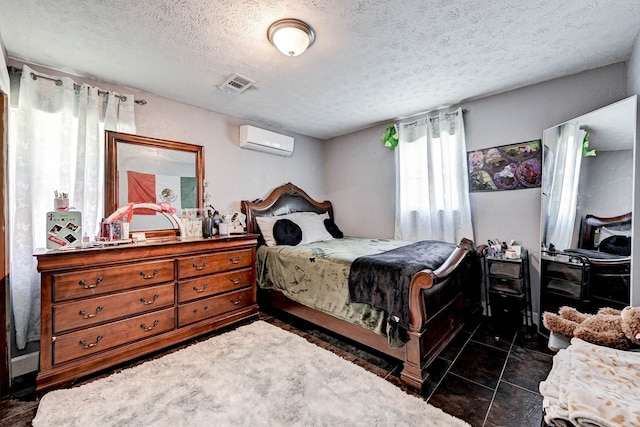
[238,125,294,157]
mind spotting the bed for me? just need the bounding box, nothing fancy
[240,182,484,390]
[566,212,632,309]
[540,338,640,427]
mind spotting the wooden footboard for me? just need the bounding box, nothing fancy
[401,237,478,389]
[242,182,483,391]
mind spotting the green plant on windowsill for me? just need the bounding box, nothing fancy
[381,124,398,148]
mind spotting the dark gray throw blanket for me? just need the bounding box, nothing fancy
[348,240,457,331]
[563,248,628,260]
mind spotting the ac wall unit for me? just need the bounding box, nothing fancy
[239,125,294,156]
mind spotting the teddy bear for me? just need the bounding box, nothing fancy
[542,305,640,350]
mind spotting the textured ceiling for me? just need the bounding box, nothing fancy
[1,0,640,140]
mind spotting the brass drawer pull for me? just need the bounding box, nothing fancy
[192,261,208,271]
[78,277,103,289]
[229,256,242,264]
[230,295,243,305]
[229,276,243,286]
[79,335,103,349]
[193,306,208,314]
[140,269,159,279]
[193,283,208,293]
[140,294,160,305]
[79,306,103,319]
[140,319,159,332]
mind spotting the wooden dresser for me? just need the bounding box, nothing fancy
[35,234,258,393]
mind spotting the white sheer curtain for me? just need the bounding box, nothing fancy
[9,65,136,349]
[394,108,474,243]
[543,122,585,251]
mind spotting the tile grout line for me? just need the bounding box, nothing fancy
[481,330,518,427]
[500,378,543,396]
[424,325,479,402]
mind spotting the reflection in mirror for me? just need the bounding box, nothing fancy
[542,97,635,251]
[540,95,637,307]
[541,123,586,251]
[105,132,204,236]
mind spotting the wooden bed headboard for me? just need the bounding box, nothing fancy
[240,182,334,236]
[579,212,632,250]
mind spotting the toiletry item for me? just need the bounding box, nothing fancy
[505,249,518,259]
[213,210,221,233]
[202,210,214,238]
[218,221,229,236]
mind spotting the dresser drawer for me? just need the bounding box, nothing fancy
[488,277,523,294]
[178,249,253,279]
[177,288,254,327]
[53,260,175,302]
[544,262,584,282]
[177,267,254,303]
[489,290,526,315]
[53,284,175,333]
[545,279,583,299]
[53,307,175,365]
[487,261,522,279]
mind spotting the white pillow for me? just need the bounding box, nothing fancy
[601,225,632,238]
[255,212,330,247]
[255,216,279,246]
[295,213,333,244]
[599,225,632,241]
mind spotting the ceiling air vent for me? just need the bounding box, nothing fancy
[218,73,255,94]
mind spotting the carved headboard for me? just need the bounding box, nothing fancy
[579,212,632,251]
[240,183,334,238]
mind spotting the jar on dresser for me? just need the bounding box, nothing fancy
[34,235,258,393]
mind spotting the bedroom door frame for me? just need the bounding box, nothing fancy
[1,91,9,396]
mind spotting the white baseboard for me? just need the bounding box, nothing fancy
[11,351,39,378]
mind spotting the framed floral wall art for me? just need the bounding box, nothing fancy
[468,140,542,192]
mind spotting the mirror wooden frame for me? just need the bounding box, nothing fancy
[105,131,204,237]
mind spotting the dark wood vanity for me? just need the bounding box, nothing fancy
[35,235,258,393]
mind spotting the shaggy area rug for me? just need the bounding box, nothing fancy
[33,321,468,426]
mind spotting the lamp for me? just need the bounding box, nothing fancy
[267,18,315,57]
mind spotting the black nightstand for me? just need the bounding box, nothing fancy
[538,251,590,337]
[483,249,533,335]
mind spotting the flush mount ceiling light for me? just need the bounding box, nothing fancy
[267,18,315,57]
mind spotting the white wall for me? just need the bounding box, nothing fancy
[134,92,325,212]
[0,33,9,95]
[324,63,628,317]
[8,60,326,215]
[323,124,396,237]
[578,150,634,221]
[628,30,640,96]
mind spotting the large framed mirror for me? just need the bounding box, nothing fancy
[105,131,204,237]
[539,96,638,329]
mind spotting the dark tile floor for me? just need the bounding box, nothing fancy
[0,311,554,427]
[260,310,554,427]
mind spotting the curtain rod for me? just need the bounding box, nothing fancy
[428,109,466,122]
[398,107,466,123]
[8,66,147,105]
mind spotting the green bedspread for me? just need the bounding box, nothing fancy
[256,237,412,345]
